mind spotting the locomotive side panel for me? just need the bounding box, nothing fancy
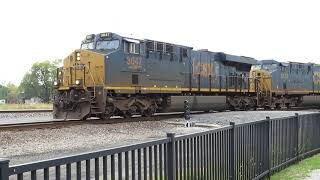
[271,67,284,94]
[286,63,313,94]
[190,51,225,92]
[143,43,188,93]
[213,53,255,92]
[313,65,320,93]
[260,61,313,95]
[105,39,193,94]
[104,39,148,93]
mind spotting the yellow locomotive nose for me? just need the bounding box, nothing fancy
[55,50,105,90]
[53,49,106,120]
[250,70,272,91]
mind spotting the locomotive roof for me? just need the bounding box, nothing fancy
[224,54,257,65]
[259,59,280,64]
[91,32,194,49]
[260,59,314,66]
[142,39,193,49]
[120,35,193,49]
[214,52,257,65]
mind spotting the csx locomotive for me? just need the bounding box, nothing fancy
[53,32,320,120]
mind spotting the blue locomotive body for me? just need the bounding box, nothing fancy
[255,60,314,94]
[53,32,320,120]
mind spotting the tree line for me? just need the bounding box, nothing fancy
[0,60,61,103]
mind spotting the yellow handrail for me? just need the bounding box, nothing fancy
[88,68,96,98]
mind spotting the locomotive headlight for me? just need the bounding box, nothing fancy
[76,52,81,61]
[53,81,58,86]
[75,80,81,85]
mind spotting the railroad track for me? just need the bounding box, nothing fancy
[0,107,318,131]
[0,109,52,113]
[255,106,320,111]
[0,104,318,114]
[0,112,194,131]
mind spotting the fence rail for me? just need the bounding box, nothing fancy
[1,113,320,180]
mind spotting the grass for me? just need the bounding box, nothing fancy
[272,154,320,180]
[0,103,53,110]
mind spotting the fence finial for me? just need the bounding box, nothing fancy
[166,133,176,180]
[166,133,175,138]
[0,158,9,180]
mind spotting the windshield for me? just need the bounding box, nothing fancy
[96,40,120,50]
[81,42,94,50]
[262,64,278,72]
[251,65,262,70]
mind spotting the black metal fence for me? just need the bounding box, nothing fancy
[1,113,320,180]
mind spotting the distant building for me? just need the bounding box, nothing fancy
[0,99,5,104]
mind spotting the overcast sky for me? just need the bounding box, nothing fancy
[1,0,320,85]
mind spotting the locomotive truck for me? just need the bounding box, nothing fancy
[53,32,320,120]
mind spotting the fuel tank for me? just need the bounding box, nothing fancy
[302,95,320,106]
[163,96,226,112]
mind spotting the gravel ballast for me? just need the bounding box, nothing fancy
[0,112,53,124]
[0,120,208,165]
[0,110,318,165]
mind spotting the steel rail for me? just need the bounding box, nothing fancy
[0,112,195,131]
[0,107,318,131]
[0,109,52,113]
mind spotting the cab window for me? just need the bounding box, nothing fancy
[124,39,140,54]
[81,42,94,50]
[130,43,139,54]
[146,41,155,51]
[96,40,120,50]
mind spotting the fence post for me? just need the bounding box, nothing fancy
[167,133,176,180]
[295,113,300,162]
[266,116,272,179]
[229,122,235,180]
[0,158,9,180]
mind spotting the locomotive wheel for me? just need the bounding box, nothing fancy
[264,106,271,110]
[285,103,291,109]
[102,104,115,120]
[239,100,247,111]
[127,105,140,118]
[122,111,133,118]
[142,105,156,117]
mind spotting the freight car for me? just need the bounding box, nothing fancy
[53,32,319,120]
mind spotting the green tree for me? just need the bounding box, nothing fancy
[0,84,9,99]
[20,60,60,102]
[19,73,39,99]
[6,83,19,103]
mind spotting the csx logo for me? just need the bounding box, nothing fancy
[126,57,142,70]
[193,62,214,77]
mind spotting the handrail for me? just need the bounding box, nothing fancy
[87,66,96,98]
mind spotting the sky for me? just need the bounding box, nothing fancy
[0,0,320,85]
